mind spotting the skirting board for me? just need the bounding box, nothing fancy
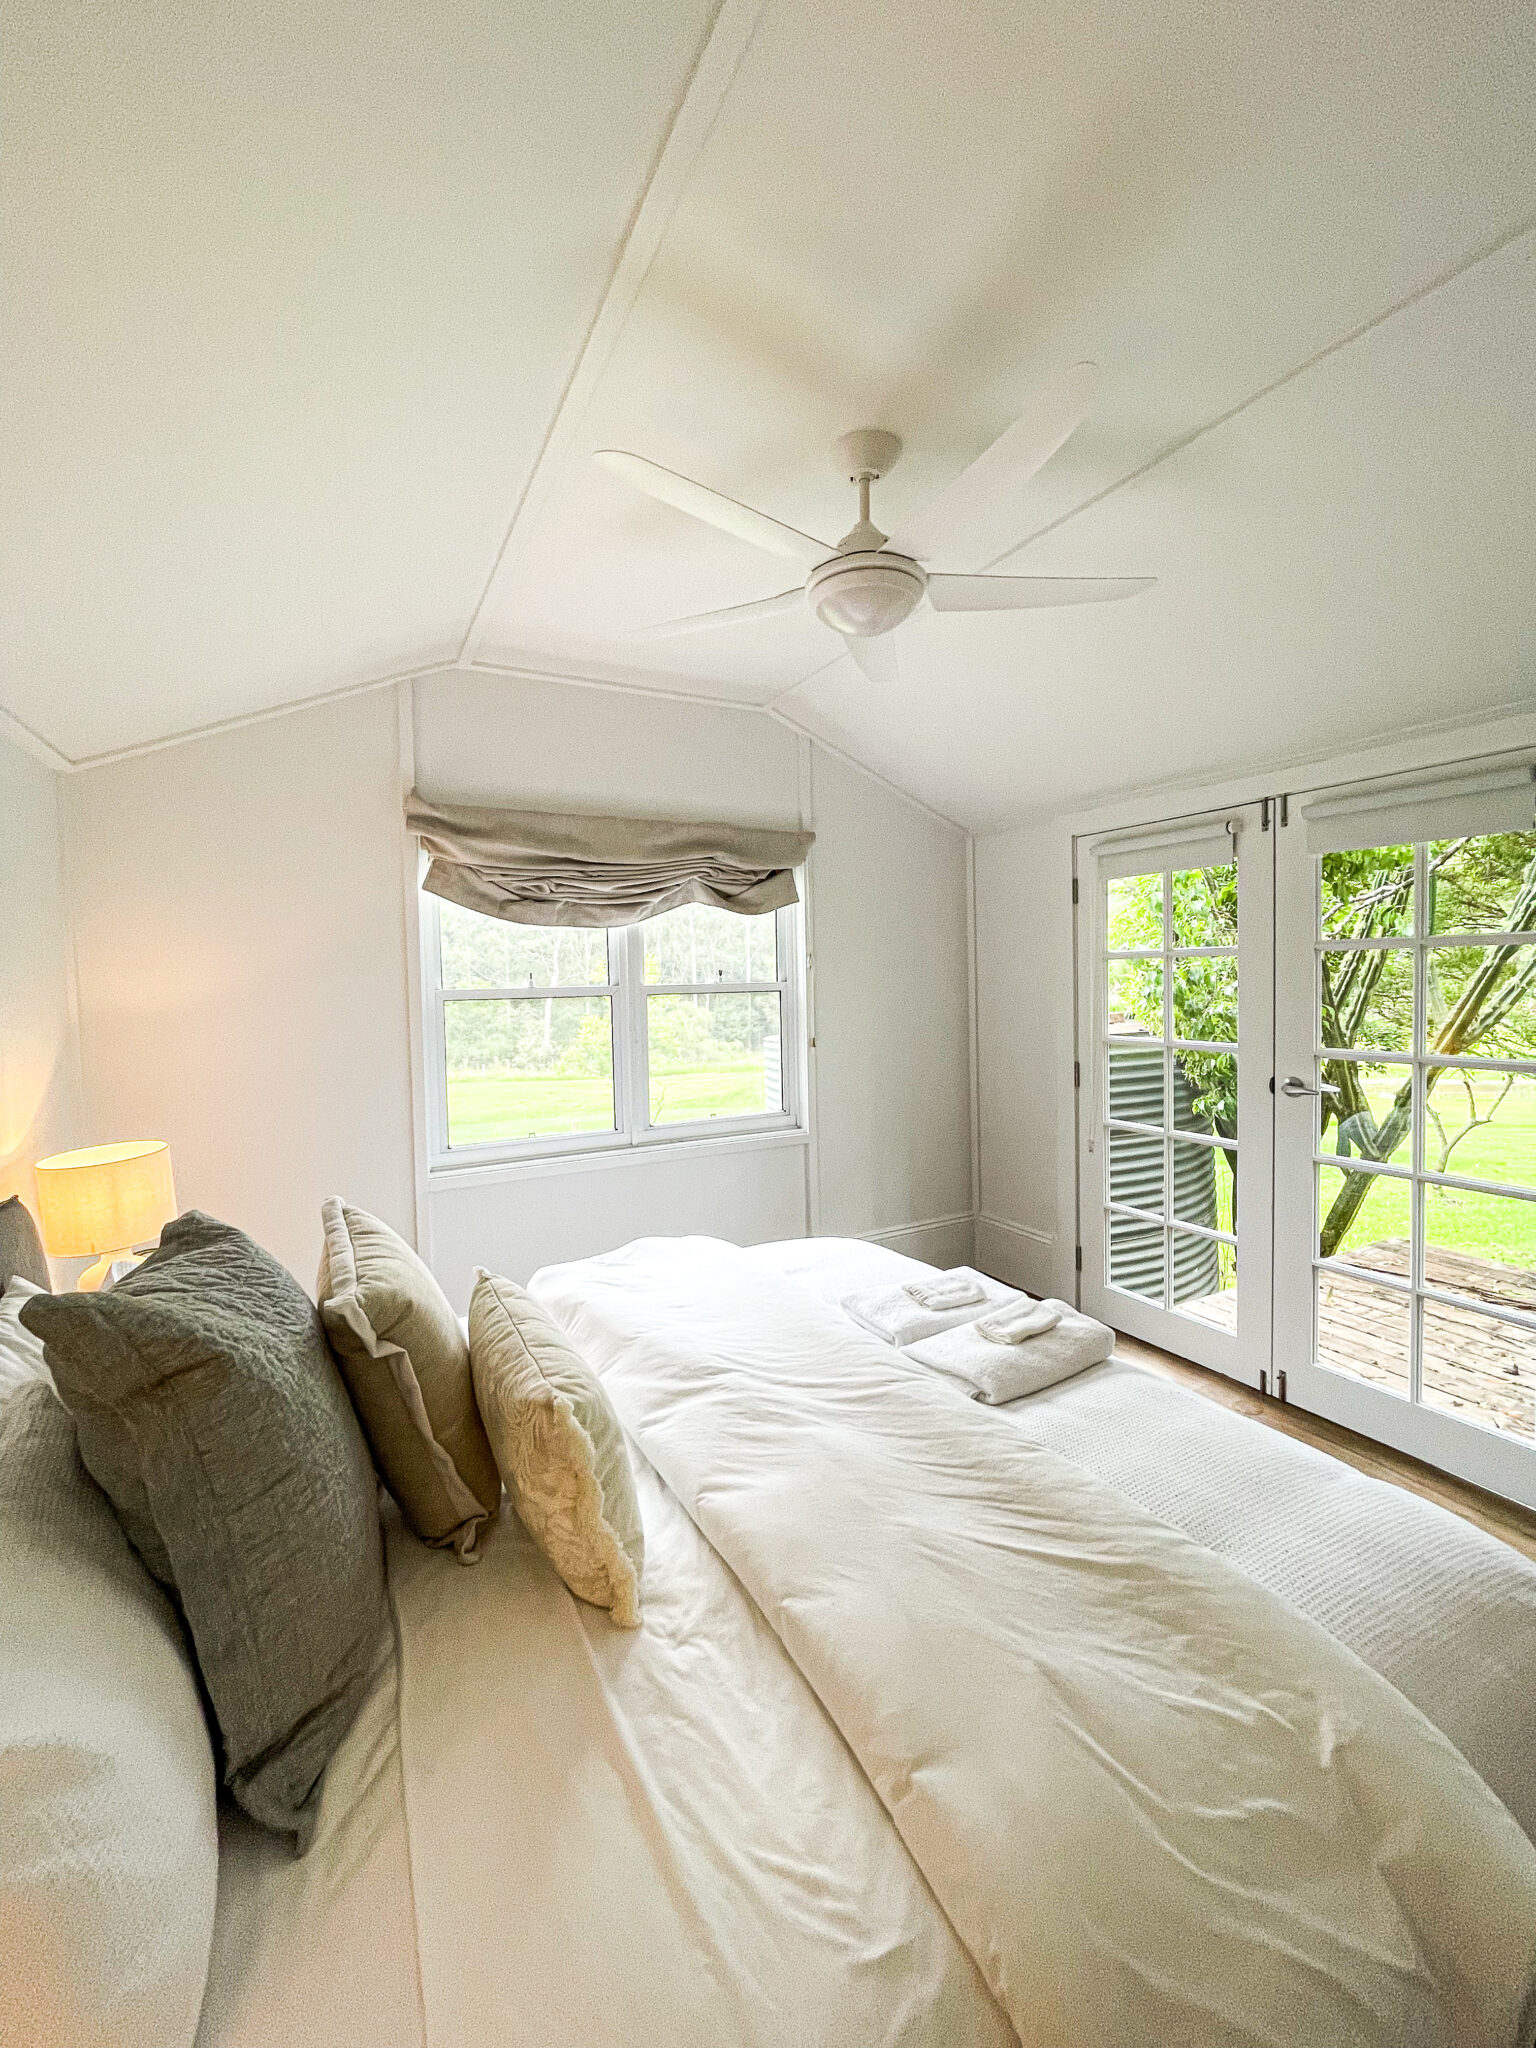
[859,1212,976,1269]
[975,1213,1058,1295]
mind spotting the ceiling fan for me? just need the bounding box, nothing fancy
[594,362,1154,684]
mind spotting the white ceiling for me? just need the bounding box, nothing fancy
[4,0,1533,825]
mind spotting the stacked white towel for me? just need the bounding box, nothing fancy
[905,1299,1114,1404]
[841,1268,1016,1347]
[903,1273,988,1311]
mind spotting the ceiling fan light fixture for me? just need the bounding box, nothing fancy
[806,552,925,638]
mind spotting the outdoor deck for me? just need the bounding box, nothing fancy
[1188,1242,1535,1442]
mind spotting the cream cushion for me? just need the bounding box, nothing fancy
[468,1270,643,1627]
[317,1200,500,1560]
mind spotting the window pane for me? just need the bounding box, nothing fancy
[1107,873,1162,951]
[642,905,777,986]
[1175,1234,1236,1326]
[1172,956,1236,1044]
[1428,944,1536,1061]
[1317,1164,1411,1275]
[1109,1127,1162,1215]
[1171,861,1236,948]
[1315,1271,1411,1398]
[1108,1213,1163,1301]
[1318,1062,1412,1168]
[1172,1139,1234,1234]
[1108,960,1162,1037]
[1421,1302,1535,1442]
[1318,945,1412,1052]
[1425,1069,1536,1191]
[444,997,614,1144]
[1422,1185,1536,1314]
[647,992,782,1125]
[1109,1040,1164,1125]
[1428,831,1536,937]
[1173,1048,1235,1137]
[1319,845,1414,940]
[438,902,609,990]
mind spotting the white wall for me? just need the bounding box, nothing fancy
[62,670,974,1301]
[0,730,83,1239]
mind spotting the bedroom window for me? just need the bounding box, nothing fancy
[423,895,806,1166]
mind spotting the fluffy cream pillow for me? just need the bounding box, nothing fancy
[318,1200,501,1560]
[468,1270,642,1627]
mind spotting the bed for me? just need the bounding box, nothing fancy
[11,1219,1536,2047]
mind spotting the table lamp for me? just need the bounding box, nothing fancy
[34,1141,178,1291]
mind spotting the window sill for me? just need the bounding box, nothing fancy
[427,1124,810,1191]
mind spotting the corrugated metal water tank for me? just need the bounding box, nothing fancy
[1107,1034,1219,1304]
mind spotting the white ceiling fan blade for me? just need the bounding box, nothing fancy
[888,361,1099,568]
[840,633,899,686]
[927,572,1155,612]
[634,588,805,640]
[595,450,831,568]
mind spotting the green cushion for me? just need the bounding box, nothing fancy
[21,1211,386,1850]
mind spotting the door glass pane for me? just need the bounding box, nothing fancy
[1425,1070,1536,1190]
[1108,959,1162,1035]
[1171,861,1237,947]
[1177,1235,1237,1326]
[1319,946,1413,1052]
[1421,1303,1535,1441]
[1422,1186,1536,1313]
[1315,1272,1411,1398]
[1173,1048,1235,1136]
[1428,831,1536,936]
[1107,873,1163,949]
[1316,1164,1411,1276]
[1319,1061,1412,1167]
[1109,1213,1163,1301]
[444,997,614,1144]
[1319,845,1414,940]
[439,904,610,989]
[642,905,777,985]
[1172,956,1237,1043]
[1171,1139,1233,1231]
[647,992,782,1125]
[1109,1127,1163,1214]
[1109,1040,1164,1124]
[1429,945,1536,1060]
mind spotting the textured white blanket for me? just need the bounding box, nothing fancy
[535,1237,1536,2048]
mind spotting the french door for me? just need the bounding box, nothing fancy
[1077,757,1536,1509]
[1078,803,1273,1388]
[1273,762,1536,1508]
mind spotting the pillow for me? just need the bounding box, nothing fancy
[317,1198,499,1559]
[0,1192,51,1290]
[20,1211,387,1849]
[0,1380,218,2048]
[469,1269,643,1627]
[1,1275,54,1397]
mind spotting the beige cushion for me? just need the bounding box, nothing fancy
[317,1200,499,1560]
[468,1270,642,1627]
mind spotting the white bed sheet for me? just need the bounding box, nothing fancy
[743,1235,1536,1843]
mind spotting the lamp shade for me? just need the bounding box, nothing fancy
[34,1141,177,1258]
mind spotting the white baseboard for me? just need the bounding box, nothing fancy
[859,1211,976,1268]
[975,1212,1060,1293]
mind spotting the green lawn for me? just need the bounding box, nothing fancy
[447,1061,770,1145]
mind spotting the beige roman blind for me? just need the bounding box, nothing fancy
[405,794,815,929]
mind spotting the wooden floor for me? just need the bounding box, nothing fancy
[1115,1330,1536,1564]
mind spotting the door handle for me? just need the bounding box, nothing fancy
[1280,1075,1341,1098]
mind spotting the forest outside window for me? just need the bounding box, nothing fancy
[424,892,806,1165]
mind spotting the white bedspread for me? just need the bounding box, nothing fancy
[535,1236,1536,2048]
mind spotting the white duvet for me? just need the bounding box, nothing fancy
[535,1236,1536,2048]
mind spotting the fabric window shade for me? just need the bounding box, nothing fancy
[1088,817,1240,883]
[1298,761,1535,856]
[406,796,814,929]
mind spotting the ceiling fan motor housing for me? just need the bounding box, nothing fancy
[807,550,926,638]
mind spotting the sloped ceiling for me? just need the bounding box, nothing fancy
[4,0,1533,826]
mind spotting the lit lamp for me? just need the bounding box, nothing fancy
[34,1141,178,1292]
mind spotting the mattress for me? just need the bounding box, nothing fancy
[743,1235,1536,1844]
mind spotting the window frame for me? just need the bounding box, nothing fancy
[420,887,809,1172]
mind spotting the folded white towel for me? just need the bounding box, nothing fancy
[841,1268,1016,1347]
[905,1303,1114,1404]
[903,1272,988,1311]
[973,1297,1062,1344]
